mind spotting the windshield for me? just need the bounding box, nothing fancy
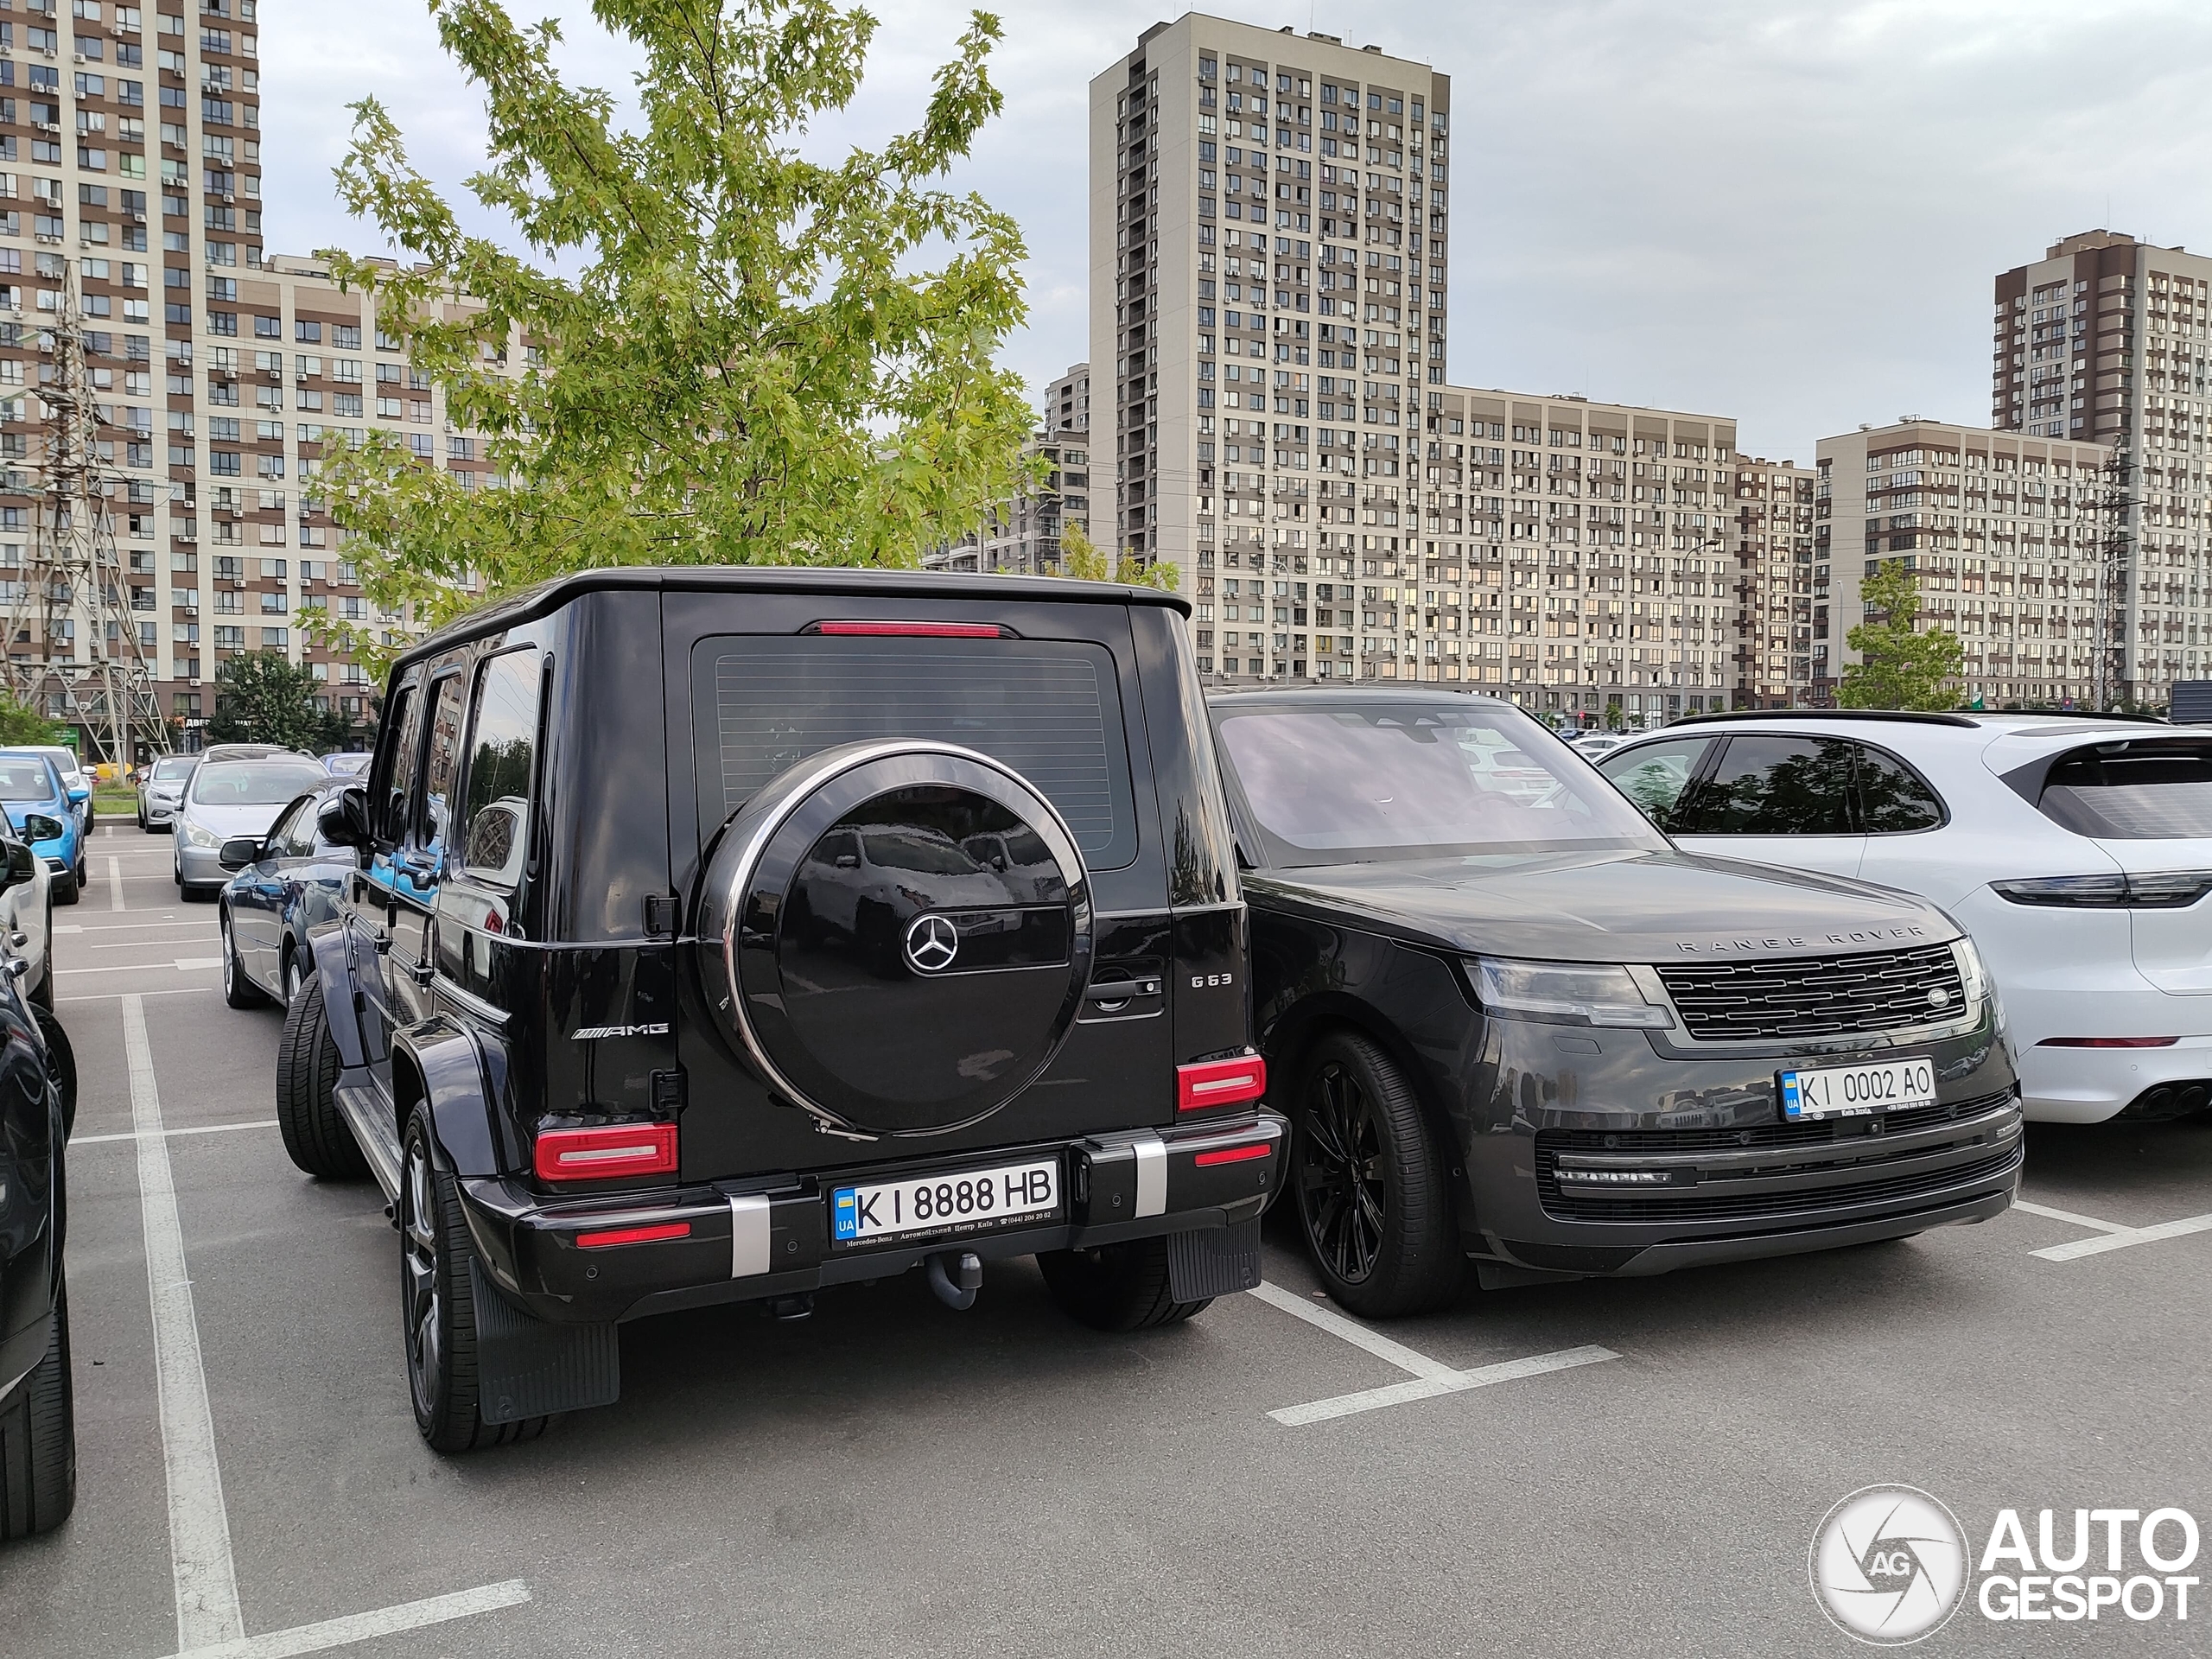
[152,757,196,779]
[1215,699,1666,867]
[189,761,329,807]
[0,757,57,801]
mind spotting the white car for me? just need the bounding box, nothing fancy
[1568,732,1631,759]
[1596,712,2212,1124]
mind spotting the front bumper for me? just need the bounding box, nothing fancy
[1463,1009,2022,1280]
[143,796,181,825]
[454,1110,1287,1325]
[175,840,226,888]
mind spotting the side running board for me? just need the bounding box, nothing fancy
[335,1081,402,1202]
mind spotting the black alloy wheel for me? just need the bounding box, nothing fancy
[398,1112,548,1453]
[1294,1031,1463,1318]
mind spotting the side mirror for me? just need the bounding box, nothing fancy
[218,836,262,872]
[316,786,371,849]
[0,841,30,896]
[20,814,60,844]
[67,785,89,805]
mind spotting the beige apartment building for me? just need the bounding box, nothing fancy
[1993,231,2209,705]
[1815,419,2113,709]
[0,1,505,755]
[1090,17,1452,683]
[927,426,1093,576]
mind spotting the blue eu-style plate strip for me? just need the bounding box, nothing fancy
[1780,1073,1803,1121]
[832,1189,858,1241]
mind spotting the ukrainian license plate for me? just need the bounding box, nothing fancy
[1779,1058,1937,1121]
[830,1157,1061,1247]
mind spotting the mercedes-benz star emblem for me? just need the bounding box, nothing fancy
[904,913,960,974]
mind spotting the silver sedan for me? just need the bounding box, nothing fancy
[137,753,199,830]
[173,757,331,899]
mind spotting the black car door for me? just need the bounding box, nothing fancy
[389,670,468,1041]
[353,677,423,1102]
[237,794,311,987]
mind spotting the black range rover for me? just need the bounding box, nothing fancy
[1209,689,2021,1317]
[276,569,1281,1451]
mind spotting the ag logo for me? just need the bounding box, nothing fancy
[1809,1484,1968,1645]
[903,913,960,974]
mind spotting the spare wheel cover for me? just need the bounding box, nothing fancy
[697,741,1094,1137]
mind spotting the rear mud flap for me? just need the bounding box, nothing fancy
[468,1259,620,1423]
[1166,1217,1262,1302]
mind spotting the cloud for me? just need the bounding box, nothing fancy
[262,1,2212,460]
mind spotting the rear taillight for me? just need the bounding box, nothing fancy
[575,1221,691,1249]
[2037,1036,2180,1048]
[1993,873,2212,908]
[812,620,1005,638]
[1193,1141,1273,1167]
[1178,1054,1267,1113]
[533,1122,680,1182]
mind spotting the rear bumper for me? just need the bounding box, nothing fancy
[2018,1034,2212,1124]
[454,1110,1287,1325]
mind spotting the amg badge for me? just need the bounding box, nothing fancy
[570,1022,671,1040]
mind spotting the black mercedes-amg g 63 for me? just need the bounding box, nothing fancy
[276,569,1281,1451]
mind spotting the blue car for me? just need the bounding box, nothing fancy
[0,752,86,905]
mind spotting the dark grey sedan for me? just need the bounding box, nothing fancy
[216,785,352,1009]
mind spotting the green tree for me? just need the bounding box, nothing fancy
[1053,519,1177,590]
[0,690,61,747]
[210,653,349,753]
[315,0,1039,660]
[1840,559,1962,711]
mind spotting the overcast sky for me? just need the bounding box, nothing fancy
[264,0,2212,463]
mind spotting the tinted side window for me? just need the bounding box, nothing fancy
[416,676,467,855]
[1855,745,1946,833]
[1599,738,1713,830]
[2038,743,2212,838]
[270,797,315,858]
[374,683,420,844]
[460,650,541,886]
[1676,735,1856,836]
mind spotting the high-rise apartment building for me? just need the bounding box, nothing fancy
[1090,18,1450,682]
[1815,418,2113,709]
[0,1,507,758]
[1993,231,2209,704]
[1728,457,1815,707]
[1044,360,1088,435]
[925,426,1092,576]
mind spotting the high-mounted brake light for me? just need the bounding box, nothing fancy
[1178,1054,1268,1113]
[813,620,1005,638]
[1193,1141,1273,1167]
[534,1122,680,1182]
[2037,1036,2180,1048]
[575,1221,692,1250]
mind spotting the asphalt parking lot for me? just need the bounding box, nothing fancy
[7,823,2210,1657]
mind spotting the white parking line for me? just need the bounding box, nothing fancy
[60,985,219,1003]
[2012,1198,2133,1236]
[56,958,223,975]
[111,854,126,911]
[1247,1281,1621,1427]
[2032,1213,2212,1262]
[124,992,246,1649]
[161,1580,532,1659]
[73,1120,279,1147]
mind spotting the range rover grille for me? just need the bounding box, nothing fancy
[1656,943,1967,1042]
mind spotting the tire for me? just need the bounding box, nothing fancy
[1292,1030,1464,1318]
[219,907,268,1009]
[0,1276,76,1541]
[1038,1236,1212,1332]
[275,972,367,1180]
[30,899,53,1012]
[399,1110,551,1453]
[53,873,78,907]
[33,1005,74,1142]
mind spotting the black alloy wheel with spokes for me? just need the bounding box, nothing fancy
[398,1111,548,1453]
[1294,1030,1464,1318]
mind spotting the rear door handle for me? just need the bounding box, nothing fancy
[1085,976,1161,1001]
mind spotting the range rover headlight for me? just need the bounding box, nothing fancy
[1469,957,1674,1029]
[182,819,220,849]
[1948,936,1999,1030]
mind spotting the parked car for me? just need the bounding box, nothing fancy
[0,753,86,906]
[0,925,75,1540]
[276,568,1281,1452]
[321,752,372,779]
[1596,710,2212,1124]
[20,747,89,837]
[173,756,331,901]
[199,743,315,764]
[216,782,351,1008]
[1568,732,1630,759]
[137,753,199,831]
[1207,687,2019,1317]
[0,830,54,1010]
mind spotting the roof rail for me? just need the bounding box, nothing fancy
[1668,709,1980,729]
[1970,709,2171,725]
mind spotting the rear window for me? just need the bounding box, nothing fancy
[2037,743,2212,838]
[690,635,1140,869]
